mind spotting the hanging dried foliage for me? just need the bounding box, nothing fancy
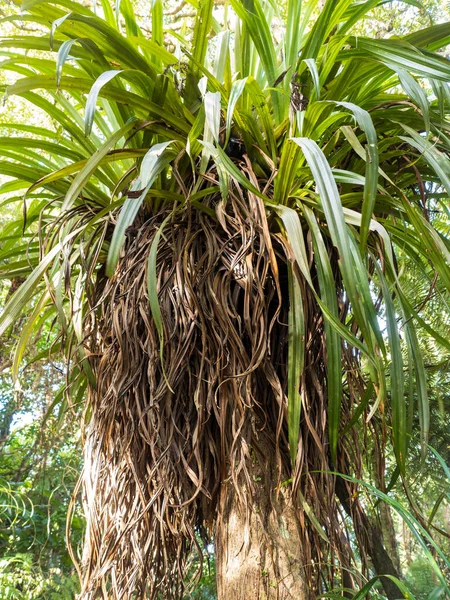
[77,173,351,597]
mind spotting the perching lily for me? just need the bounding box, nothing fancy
[1,1,450,598]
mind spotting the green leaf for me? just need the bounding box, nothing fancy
[291,138,370,338]
[12,292,50,380]
[272,204,312,286]
[285,0,303,72]
[303,58,320,100]
[404,22,450,51]
[397,69,430,133]
[184,0,214,107]
[213,30,230,84]
[50,12,71,50]
[287,264,305,463]
[62,120,137,212]
[399,125,450,199]
[226,77,248,145]
[204,91,221,143]
[377,266,406,471]
[303,206,342,463]
[345,37,450,81]
[0,228,81,337]
[201,141,265,198]
[147,213,171,341]
[85,69,123,136]
[230,0,281,120]
[302,0,352,60]
[403,313,430,451]
[127,36,177,66]
[330,101,378,253]
[151,0,163,49]
[106,141,176,276]
[352,575,416,600]
[330,472,450,580]
[56,38,78,86]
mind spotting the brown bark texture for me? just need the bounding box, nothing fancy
[379,501,402,575]
[215,448,309,600]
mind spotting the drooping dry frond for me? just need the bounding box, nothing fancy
[79,174,325,596]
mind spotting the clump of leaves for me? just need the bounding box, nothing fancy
[0,0,450,598]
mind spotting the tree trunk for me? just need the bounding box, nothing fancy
[215,450,309,600]
[402,520,412,566]
[379,500,402,575]
[371,446,402,575]
[444,503,450,537]
[336,478,402,600]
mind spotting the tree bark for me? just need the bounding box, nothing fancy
[215,450,308,600]
[379,500,402,575]
[402,520,412,566]
[336,478,402,600]
[371,446,402,575]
